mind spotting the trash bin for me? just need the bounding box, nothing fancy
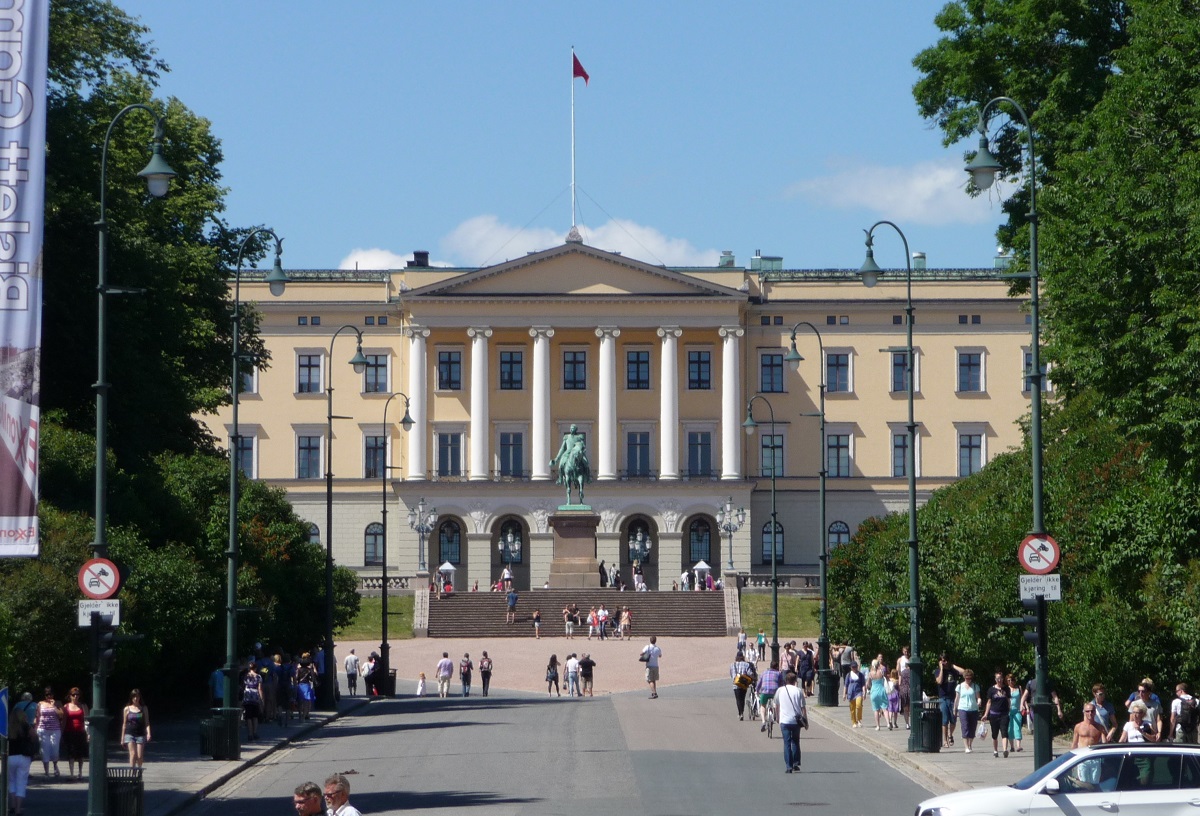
[386,668,398,697]
[919,700,942,753]
[201,709,240,760]
[817,669,840,707]
[107,766,144,816]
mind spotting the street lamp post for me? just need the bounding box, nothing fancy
[714,497,745,581]
[784,321,837,706]
[408,498,438,577]
[968,96,1051,768]
[499,529,522,569]
[224,229,287,759]
[742,396,780,666]
[321,326,369,710]
[379,392,413,696]
[858,220,923,752]
[628,528,652,564]
[90,103,176,816]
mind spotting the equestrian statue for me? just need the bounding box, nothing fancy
[550,424,591,506]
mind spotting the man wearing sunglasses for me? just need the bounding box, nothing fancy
[324,774,362,816]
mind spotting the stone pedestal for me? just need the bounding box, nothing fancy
[548,508,601,588]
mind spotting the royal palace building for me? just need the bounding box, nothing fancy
[200,235,1038,593]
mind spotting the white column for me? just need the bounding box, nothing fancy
[405,325,430,480]
[596,326,620,480]
[658,326,682,480]
[720,326,744,479]
[467,327,492,480]
[530,326,555,480]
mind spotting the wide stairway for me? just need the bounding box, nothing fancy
[426,588,729,638]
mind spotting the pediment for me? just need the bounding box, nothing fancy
[406,243,740,300]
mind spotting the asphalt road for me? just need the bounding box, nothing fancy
[183,678,932,816]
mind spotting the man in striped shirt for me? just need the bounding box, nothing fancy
[756,660,783,732]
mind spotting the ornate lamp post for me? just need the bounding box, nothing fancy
[715,497,744,574]
[968,96,1051,768]
[742,396,780,665]
[783,321,837,706]
[321,326,369,709]
[628,528,652,563]
[223,229,287,758]
[90,103,175,816]
[408,497,438,575]
[378,392,413,695]
[499,529,522,566]
[858,220,923,752]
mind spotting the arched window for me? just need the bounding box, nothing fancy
[498,518,523,565]
[828,520,851,548]
[306,523,320,545]
[439,520,462,564]
[364,522,383,566]
[627,520,652,564]
[760,520,784,564]
[688,519,711,563]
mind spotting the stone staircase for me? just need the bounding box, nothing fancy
[425,588,730,638]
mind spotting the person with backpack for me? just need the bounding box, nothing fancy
[459,653,474,697]
[242,662,263,740]
[479,651,494,697]
[1170,682,1198,743]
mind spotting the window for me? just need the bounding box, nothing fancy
[499,518,523,564]
[297,354,322,393]
[297,435,322,479]
[239,366,257,395]
[892,431,910,478]
[826,315,837,326]
[298,316,308,326]
[827,353,851,393]
[306,523,320,545]
[363,354,388,393]
[828,521,850,548]
[959,433,983,476]
[626,431,651,477]
[827,433,851,478]
[761,316,771,326]
[499,431,524,477]
[839,316,849,325]
[437,351,461,390]
[364,522,383,566]
[688,519,711,563]
[437,432,462,477]
[760,520,783,564]
[972,315,981,325]
[563,350,587,390]
[958,351,983,392]
[311,316,321,326]
[760,434,784,477]
[893,315,903,325]
[626,350,650,390]
[1023,351,1049,393]
[364,316,375,326]
[235,434,255,478]
[500,350,524,390]
[364,434,387,479]
[687,431,712,477]
[438,520,461,564]
[892,351,909,393]
[959,314,968,324]
[378,316,388,326]
[688,350,711,390]
[760,352,784,393]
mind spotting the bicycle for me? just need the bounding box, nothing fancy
[747,691,761,721]
[765,699,777,739]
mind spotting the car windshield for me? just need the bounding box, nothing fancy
[1012,752,1076,790]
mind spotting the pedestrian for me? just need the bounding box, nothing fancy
[323,773,363,816]
[579,652,596,696]
[8,706,37,816]
[730,650,756,720]
[35,687,63,777]
[506,587,519,624]
[837,642,857,682]
[566,652,581,697]
[361,652,378,696]
[886,669,901,730]
[898,661,912,730]
[756,660,783,731]
[435,652,454,698]
[546,654,561,696]
[1123,680,1162,741]
[799,642,815,697]
[61,688,88,781]
[119,688,151,768]
[587,606,599,640]
[844,661,865,727]
[292,781,323,815]
[295,653,318,719]
[641,635,663,698]
[416,672,427,697]
[737,627,748,653]
[599,560,608,587]
[208,664,225,709]
[501,564,513,590]
[953,669,981,753]
[479,651,493,697]
[1170,682,1198,743]
[242,660,263,740]
[597,603,609,640]
[1007,673,1025,751]
[1090,684,1118,742]
[757,629,767,664]
[1119,700,1157,742]
[344,649,360,696]
[982,670,1011,757]
[680,570,689,592]
[619,606,633,640]
[935,653,966,749]
[775,671,807,773]
[562,603,575,639]
[1072,702,1109,748]
[459,652,474,697]
[532,608,542,639]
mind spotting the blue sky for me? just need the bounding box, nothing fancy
[116,1,1008,271]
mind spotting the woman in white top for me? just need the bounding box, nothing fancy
[953,669,981,753]
[1120,700,1157,742]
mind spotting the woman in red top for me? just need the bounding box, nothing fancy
[62,688,89,780]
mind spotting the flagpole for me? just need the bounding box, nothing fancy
[571,47,576,228]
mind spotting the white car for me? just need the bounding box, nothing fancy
[915,743,1200,816]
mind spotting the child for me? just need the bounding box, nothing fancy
[416,672,427,697]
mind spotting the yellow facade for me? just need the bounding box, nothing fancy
[204,241,1037,593]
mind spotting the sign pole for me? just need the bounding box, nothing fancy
[1032,594,1051,769]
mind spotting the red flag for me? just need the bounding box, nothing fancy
[573,53,589,85]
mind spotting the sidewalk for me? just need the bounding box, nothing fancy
[25,695,370,816]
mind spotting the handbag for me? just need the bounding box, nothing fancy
[638,651,651,663]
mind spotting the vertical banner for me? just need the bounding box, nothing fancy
[0,0,48,557]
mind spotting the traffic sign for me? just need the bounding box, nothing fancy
[78,599,121,627]
[1020,573,1062,601]
[1018,534,1060,575]
[78,557,120,599]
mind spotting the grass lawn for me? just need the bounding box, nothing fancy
[739,594,821,641]
[339,595,415,641]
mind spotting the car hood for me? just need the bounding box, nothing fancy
[917,784,1027,816]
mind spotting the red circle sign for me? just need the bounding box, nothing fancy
[1018,534,1060,575]
[78,558,120,600]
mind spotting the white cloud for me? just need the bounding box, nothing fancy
[786,157,997,226]
[338,247,412,270]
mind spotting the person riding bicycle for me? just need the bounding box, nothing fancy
[756,659,784,733]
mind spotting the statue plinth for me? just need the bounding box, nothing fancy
[548,509,601,588]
